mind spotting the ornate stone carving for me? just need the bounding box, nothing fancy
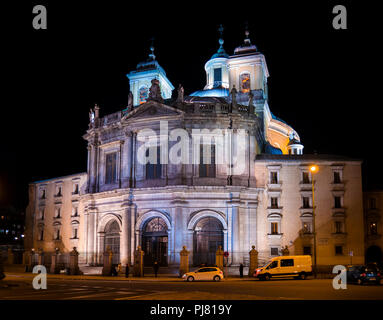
[177,84,184,103]
[127,91,133,112]
[148,79,163,103]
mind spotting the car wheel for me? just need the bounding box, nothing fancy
[357,279,363,285]
[213,275,221,282]
[187,276,194,282]
[299,273,306,280]
[264,274,270,281]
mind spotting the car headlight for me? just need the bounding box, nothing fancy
[182,274,186,278]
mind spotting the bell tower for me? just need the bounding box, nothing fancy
[227,28,269,98]
[127,44,174,107]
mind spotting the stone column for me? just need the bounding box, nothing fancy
[130,205,136,265]
[6,248,14,265]
[29,250,36,270]
[102,246,113,276]
[231,202,240,265]
[216,246,224,271]
[70,247,81,275]
[22,250,28,266]
[37,248,44,266]
[120,207,129,267]
[87,210,96,265]
[50,250,59,274]
[179,246,190,277]
[282,245,290,256]
[248,245,259,276]
[133,246,144,277]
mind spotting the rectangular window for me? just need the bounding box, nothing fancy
[302,197,310,208]
[39,229,44,241]
[73,183,79,194]
[55,229,60,240]
[334,171,341,184]
[270,172,278,184]
[146,147,162,179]
[370,222,378,235]
[55,185,62,197]
[335,221,343,233]
[302,222,311,233]
[271,222,279,235]
[302,172,310,184]
[334,196,342,208]
[369,198,377,209]
[213,68,222,83]
[280,259,294,267]
[105,152,117,184]
[303,246,312,255]
[199,144,216,178]
[73,228,78,239]
[335,245,343,255]
[55,208,61,218]
[270,197,278,208]
[270,247,279,256]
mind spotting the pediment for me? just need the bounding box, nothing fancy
[122,101,183,121]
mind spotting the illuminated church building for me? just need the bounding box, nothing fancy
[25,30,365,270]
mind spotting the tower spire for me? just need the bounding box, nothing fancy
[244,21,251,46]
[149,37,156,61]
[211,24,229,59]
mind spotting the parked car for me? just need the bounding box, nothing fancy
[182,267,224,282]
[346,264,381,285]
[253,255,312,280]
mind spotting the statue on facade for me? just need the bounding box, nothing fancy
[127,91,133,112]
[230,86,237,112]
[248,91,254,114]
[148,78,163,103]
[89,108,95,123]
[177,84,184,103]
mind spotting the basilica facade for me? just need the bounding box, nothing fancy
[25,30,365,270]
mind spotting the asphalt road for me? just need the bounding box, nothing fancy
[1,276,383,300]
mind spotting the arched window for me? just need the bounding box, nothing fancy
[145,217,168,233]
[104,220,120,264]
[139,86,148,104]
[240,73,251,93]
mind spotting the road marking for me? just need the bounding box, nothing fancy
[115,291,170,300]
[62,291,131,300]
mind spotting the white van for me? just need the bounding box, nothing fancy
[253,255,312,280]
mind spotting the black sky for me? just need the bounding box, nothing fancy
[1,1,382,210]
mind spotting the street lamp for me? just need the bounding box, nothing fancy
[310,165,318,278]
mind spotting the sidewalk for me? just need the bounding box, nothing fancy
[3,272,253,282]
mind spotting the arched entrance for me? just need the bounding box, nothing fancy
[142,217,168,266]
[104,220,120,265]
[193,217,224,266]
[365,245,383,264]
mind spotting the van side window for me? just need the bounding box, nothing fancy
[280,259,294,267]
[267,261,278,269]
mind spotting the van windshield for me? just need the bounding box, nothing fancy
[261,260,272,268]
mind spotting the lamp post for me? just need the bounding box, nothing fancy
[310,165,319,278]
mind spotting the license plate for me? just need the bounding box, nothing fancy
[369,277,376,281]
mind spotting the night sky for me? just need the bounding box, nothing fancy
[1,1,381,210]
